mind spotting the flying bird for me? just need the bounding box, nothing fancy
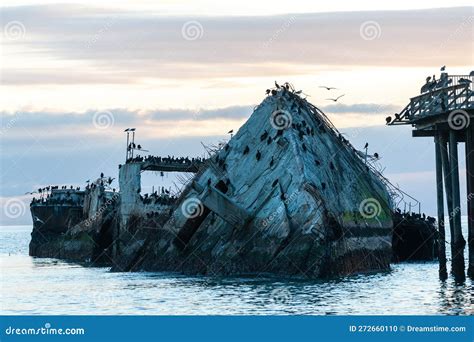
[440,65,446,71]
[319,86,337,90]
[326,94,345,102]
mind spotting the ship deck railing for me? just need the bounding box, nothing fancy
[126,159,206,173]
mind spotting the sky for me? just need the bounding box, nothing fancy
[1,1,473,224]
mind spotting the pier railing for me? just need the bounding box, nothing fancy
[388,75,473,125]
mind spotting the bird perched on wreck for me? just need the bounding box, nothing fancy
[243,146,250,154]
[256,150,261,161]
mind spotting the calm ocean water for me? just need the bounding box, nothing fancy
[1,220,473,315]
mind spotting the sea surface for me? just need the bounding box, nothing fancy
[1,220,473,315]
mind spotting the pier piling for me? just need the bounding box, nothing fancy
[449,130,466,281]
[466,125,474,278]
[387,72,473,281]
[435,135,447,279]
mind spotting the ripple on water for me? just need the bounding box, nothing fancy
[1,226,473,315]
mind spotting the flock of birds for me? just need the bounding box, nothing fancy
[28,173,116,203]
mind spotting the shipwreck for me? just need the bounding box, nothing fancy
[29,84,437,278]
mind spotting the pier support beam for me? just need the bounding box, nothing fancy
[440,134,454,258]
[435,134,447,280]
[466,125,474,279]
[449,130,466,282]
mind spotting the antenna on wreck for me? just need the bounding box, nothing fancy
[124,128,136,161]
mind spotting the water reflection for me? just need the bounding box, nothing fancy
[1,226,473,315]
[437,281,474,315]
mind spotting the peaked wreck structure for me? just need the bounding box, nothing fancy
[114,85,394,277]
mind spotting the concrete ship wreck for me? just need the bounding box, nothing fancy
[30,85,437,278]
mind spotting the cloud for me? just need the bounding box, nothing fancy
[2,5,472,85]
[322,103,399,114]
[0,105,254,130]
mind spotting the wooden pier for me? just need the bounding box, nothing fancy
[387,73,474,281]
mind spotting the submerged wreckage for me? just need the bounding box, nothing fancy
[29,85,437,278]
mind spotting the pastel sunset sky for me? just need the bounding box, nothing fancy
[1,1,473,224]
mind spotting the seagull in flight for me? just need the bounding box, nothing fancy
[319,86,337,90]
[440,65,446,71]
[326,94,345,102]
